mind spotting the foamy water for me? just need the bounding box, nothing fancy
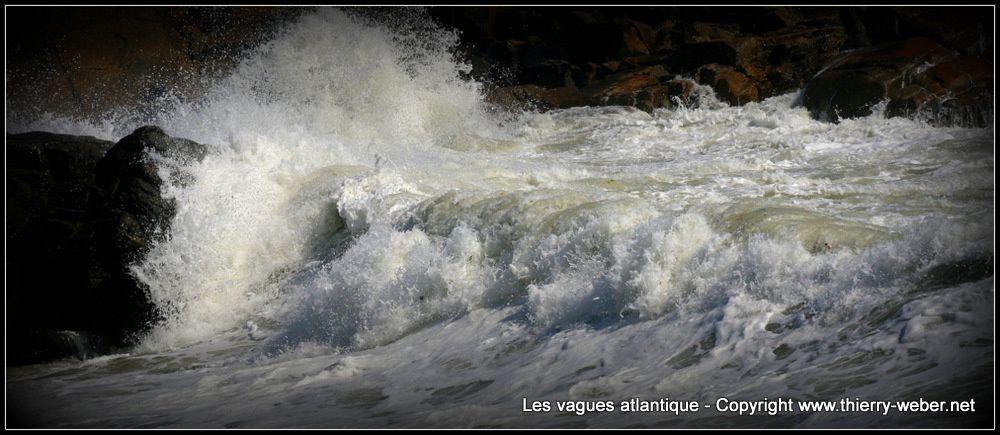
[7,9,994,428]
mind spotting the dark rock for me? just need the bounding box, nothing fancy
[454,39,517,86]
[521,36,569,70]
[802,37,991,126]
[90,126,208,333]
[725,25,847,102]
[486,84,586,111]
[845,7,993,57]
[838,8,873,49]
[7,132,115,364]
[559,12,626,64]
[6,126,207,365]
[886,56,994,127]
[684,21,739,43]
[621,20,657,55]
[801,70,886,122]
[490,66,699,113]
[521,59,582,88]
[736,8,798,34]
[667,41,738,73]
[7,330,112,366]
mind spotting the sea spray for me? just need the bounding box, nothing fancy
[118,8,504,349]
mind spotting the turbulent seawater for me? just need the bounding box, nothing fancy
[7,9,994,428]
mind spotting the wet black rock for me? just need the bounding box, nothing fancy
[8,132,114,365]
[7,126,207,365]
[93,126,207,273]
[801,70,887,122]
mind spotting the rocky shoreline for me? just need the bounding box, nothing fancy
[4,6,993,365]
[7,7,994,128]
[430,7,993,126]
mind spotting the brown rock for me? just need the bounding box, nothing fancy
[803,36,991,126]
[728,24,847,99]
[697,64,759,106]
[622,22,651,55]
[633,21,658,50]
[690,21,738,42]
[620,20,657,56]
[663,78,699,107]
[591,65,671,111]
[887,55,993,126]
[926,57,992,93]
[587,68,700,112]
[486,85,586,111]
[491,66,699,113]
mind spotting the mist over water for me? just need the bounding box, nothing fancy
[7,8,993,428]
